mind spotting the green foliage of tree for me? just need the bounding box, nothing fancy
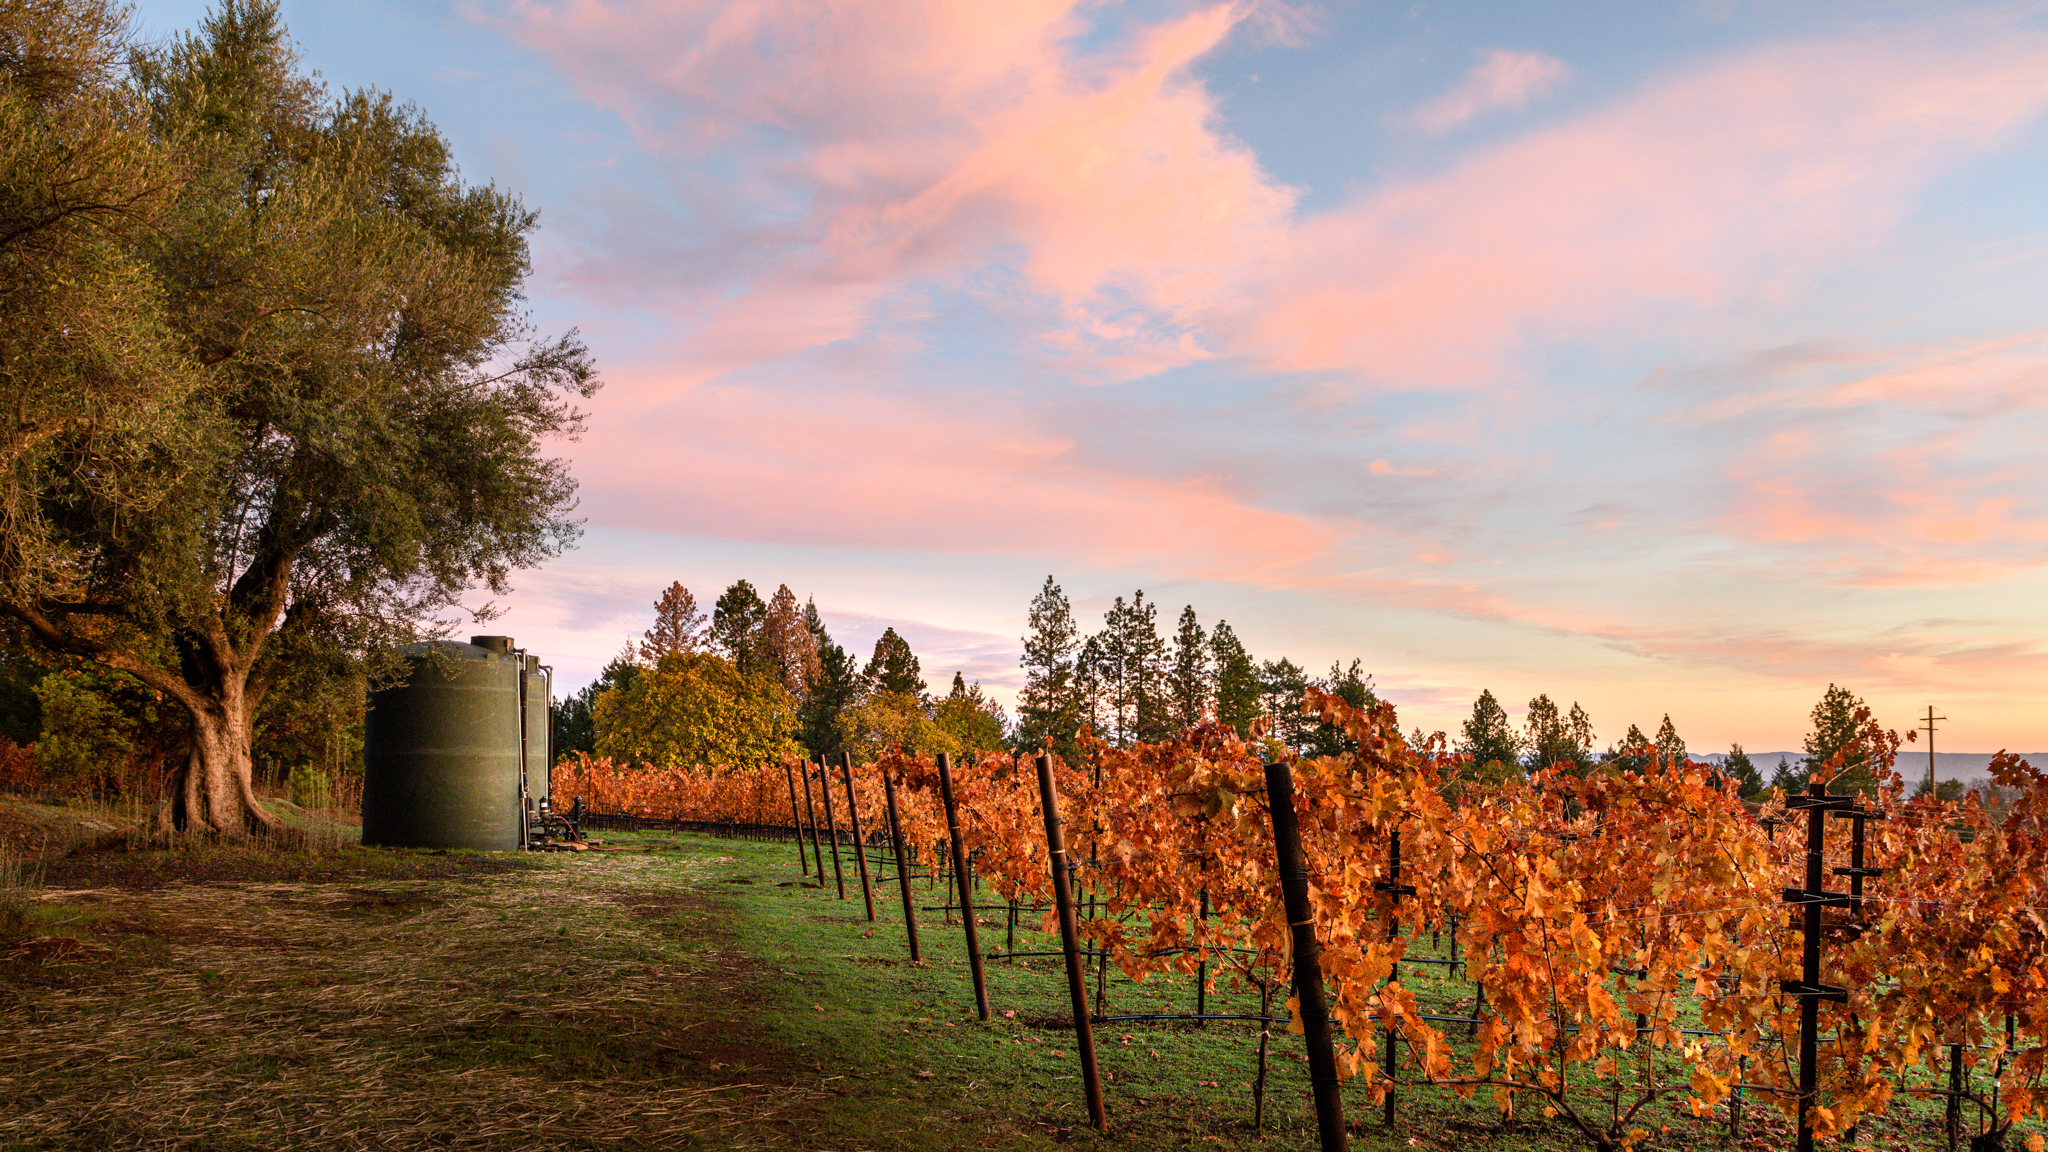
[933,671,1007,754]
[1804,683,1880,794]
[551,651,636,761]
[30,667,175,794]
[710,580,767,674]
[1723,743,1764,799]
[836,688,957,763]
[1303,659,1376,758]
[1769,754,1803,794]
[1653,714,1687,767]
[1015,576,1081,758]
[0,643,47,746]
[1523,694,1594,772]
[1,0,191,603]
[1167,605,1207,733]
[592,651,798,768]
[797,597,858,757]
[1208,620,1260,736]
[1087,591,1169,746]
[2,1,599,837]
[1259,657,1315,752]
[866,626,925,699]
[1457,689,1521,779]
[1605,723,1655,774]
[1916,777,1963,804]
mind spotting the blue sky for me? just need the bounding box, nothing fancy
[135,0,2048,753]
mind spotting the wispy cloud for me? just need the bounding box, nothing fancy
[1403,49,1572,134]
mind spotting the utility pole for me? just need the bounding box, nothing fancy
[1918,706,1944,797]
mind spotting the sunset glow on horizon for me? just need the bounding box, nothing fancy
[138,0,2048,753]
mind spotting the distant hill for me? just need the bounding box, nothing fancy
[1699,751,2048,784]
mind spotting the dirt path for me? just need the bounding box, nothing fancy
[1,852,817,1150]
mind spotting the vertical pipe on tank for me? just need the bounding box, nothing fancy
[539,664,554,814]
[515,648,530,849]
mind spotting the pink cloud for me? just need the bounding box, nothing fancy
[498,5,2048,398]
[1233,29,2048,384]
[1708,330,2048,584]
[1403,49,1571,134]
[568,366,1337,580]
[494,0,1296,380]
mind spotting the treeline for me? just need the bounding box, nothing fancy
[552,580,1007,767]
[1013,577,1375,761]
[563,575,1382,771]
[1451,681,1954,800]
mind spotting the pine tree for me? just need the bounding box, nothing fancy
[1305,659,1375,757]
[1126,592,1171,743]
[1653,714,1687,769]
[1803,684,1877,794]
[797,598,858,756]
[1524,694,1574,770]
[1208,621,1260,736]
[934,672,1008,753]
[1567,703,1595,768]
[638,582,707,664]
[1769,755,1803,794]
[867,628,925,698]
[1723,743,1764,799]
[760,584,820,701]
[1167,606,1208,733]
[1606,723,1655,774]
[1259,658,1314,752]
[710,580,768,674]
[1458,689,1521,779]
[1016,577,1082,757]
[1076,632,1107,746]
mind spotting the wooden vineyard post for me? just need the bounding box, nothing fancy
[801,757,826,881]
[1783,776,1855,1152]
[1264,760,1348,1152]
[1833,799,1885,1146]
[784,761,807,874]
[816,757,847,900]
[880,757,921,962]
[839,752,876,921]
[1036,753,1107,1133]
[937,752,991,1020]
[1374,822,1415,1128]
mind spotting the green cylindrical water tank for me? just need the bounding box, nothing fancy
[522,655,550,817]
[362,638,523,851]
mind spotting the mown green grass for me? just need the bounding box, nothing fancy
[630,826,2035,1152]
[0,804,2028,1151]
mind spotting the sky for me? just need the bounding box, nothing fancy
[136,0,2048,754]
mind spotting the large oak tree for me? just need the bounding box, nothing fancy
[1,1,597,835]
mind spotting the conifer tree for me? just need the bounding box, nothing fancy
[1016,576,1082,757]
[1723,743,1764,799]
[639,582,707,664]
[710,580,767,674]
[1458,689,1521,779]
[761,584,820,701]
[1167,605,1208,733]
[1208,621,1260,736]
[1803,683,1879,794]
[1653,713,1688,768]
[797,598,857,756]
[867,627,924,698]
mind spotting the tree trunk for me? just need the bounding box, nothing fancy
[154,676,285,839]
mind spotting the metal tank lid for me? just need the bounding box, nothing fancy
[390,638,516,661]
[470,635,516,655]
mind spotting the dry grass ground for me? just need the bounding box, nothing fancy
[1,834,817,1151]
